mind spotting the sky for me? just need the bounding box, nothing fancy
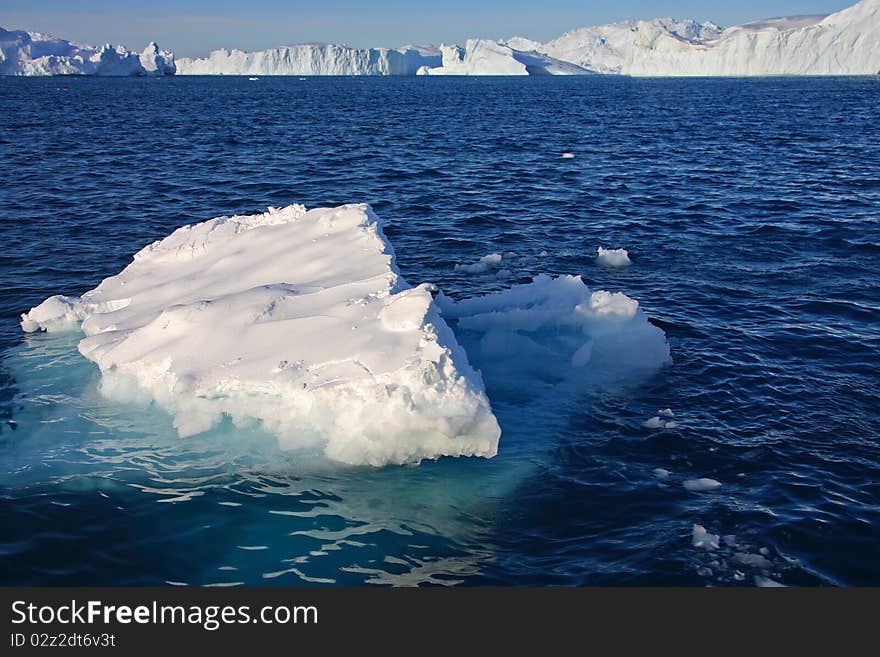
[0,0,854,58]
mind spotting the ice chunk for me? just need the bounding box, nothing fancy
[653,468,671,479]
[436,274,670,394]
[21,204,500,467]
[659,408,674,417]
[455,253,503,274]
[754,576,785,588]
[644,416,664,429]
[692,524,720,550]
[596,247,632,268]
[177,44,440,75]
[684,478,723,492]
[561,152,575,159]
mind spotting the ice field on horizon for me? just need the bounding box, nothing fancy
[20,204,670,469]
[2,0,878,77]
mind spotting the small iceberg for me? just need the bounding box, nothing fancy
[597,246,631,268]
[21,204,500,467]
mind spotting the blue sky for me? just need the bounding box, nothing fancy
[0,0,853,57]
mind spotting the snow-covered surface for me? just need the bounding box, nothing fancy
[21,204,501,466]
[176,44,440,75]
[0,27,174,76]
[417,39,591,76]
[597,247,631,267]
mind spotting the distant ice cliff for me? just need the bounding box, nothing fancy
[0,27,174,76]
[2,0,878,77]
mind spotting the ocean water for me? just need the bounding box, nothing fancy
[1,76,878,586]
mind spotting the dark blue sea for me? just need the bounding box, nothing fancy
[1,76,878,586]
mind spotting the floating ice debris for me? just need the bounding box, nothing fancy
[644,416,677,429]
[692,524,720,550]
[596,246,631,267]
[561,152,575,159]
[248,76,259,80]
[754,576,785,588]
[683,478,723,492]
[659,408,674,418]
[21,204,500,467]
[653,468,671,479]
[436,274,670,388]
[734,552,773,570]
[455,253,503,274]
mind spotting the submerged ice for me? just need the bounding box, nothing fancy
[21,205,670,467]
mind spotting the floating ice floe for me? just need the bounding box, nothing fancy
[21,204,500,467]
[21,204,672,468]
[683,478,723,492]
[561,152,575,159]
[436,274,670,388]
[597,246,631,268]
[692,524,720,550]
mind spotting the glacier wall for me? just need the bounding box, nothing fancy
[176,44,440,75]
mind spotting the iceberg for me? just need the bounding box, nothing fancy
[0,27,175,76]
[176,44,440,75]
[417,39,591,76]
[530,18,723,74]
[21,204,500,467]
[622,0,880,76]
[3,1,878,78]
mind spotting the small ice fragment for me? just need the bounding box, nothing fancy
[596,247,631,268]
[759,547,770,556]
[644,416,664,429]
[734,571,746,581]
[561,152,575,159]
[653,468,670,480]
[692,524,720,550]
[455,253,503,274]
[735,552,773,569]
[754,576,785,588]
[659,408,674,417]
[248,76,259,81]
[684,478,723,492]
[664,421,678,429]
